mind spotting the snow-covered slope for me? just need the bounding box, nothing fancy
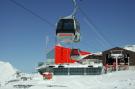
[124,45,135,52]
[1,70,135,89]
[0,61,16,83]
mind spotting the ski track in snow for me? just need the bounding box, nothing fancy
[1,70,135,89]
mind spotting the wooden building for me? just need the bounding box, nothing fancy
[83,47,135,66]
[102,47,135,66]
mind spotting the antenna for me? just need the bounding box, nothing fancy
[45,36,49,62]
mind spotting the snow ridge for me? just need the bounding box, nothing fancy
[0,61,16,83]
[124,45,135,52]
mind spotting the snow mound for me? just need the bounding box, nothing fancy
[124,45,135,52]
[0,61,16,82]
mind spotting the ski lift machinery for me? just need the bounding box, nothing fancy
[56,0,80,43]
[70,48,81,60]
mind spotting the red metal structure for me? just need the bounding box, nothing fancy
[55,45,91,64]
[42,72,53,80]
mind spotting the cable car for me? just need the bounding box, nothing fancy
[70,48,81,60]
[56,17,80,43]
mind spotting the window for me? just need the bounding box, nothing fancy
[63,22,74,30]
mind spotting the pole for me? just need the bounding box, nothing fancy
[45,36,49,63]
[116,57,118,71]
[128,57,130,69]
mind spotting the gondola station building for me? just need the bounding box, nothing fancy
[84,46,135,70]
[37,45,135,75]
[37,45,103,75]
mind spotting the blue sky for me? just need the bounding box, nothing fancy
[0,0,135,72]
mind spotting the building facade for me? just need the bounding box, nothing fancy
[83,47,135,66]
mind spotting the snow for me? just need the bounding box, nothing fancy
[1,69,135,89]
[0,61,16,84]
[93,52,102,55]
[1,61,135,89]
[124,45,135,52]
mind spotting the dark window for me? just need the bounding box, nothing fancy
[63,22,74,30]
[57,22,63,29]
[57,19,75,30]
